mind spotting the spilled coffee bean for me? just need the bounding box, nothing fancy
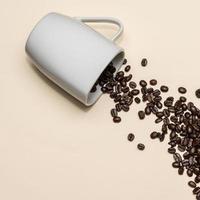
[141,58,148,67]
[127,133,135,142]
[91,57,200,199]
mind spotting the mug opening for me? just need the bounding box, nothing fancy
[86,51,125,106]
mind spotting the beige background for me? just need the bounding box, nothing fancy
[1,0,200,199]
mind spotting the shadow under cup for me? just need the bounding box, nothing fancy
[87,51,125,105]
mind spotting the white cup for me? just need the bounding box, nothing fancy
[25,12,124,106]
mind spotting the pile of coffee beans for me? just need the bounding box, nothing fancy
[90,57,200,199]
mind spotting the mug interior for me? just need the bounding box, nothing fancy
[86,51,125,106]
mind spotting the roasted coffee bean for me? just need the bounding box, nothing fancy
[173,153,182,162]
[131,89,140,96]
[141,58,148,67]
[163,109,170,117]
[164,100,173,107]
[129,81,137,89]
[115,103,122,112]
[125,74,133,82]
[127,98,133,106]
[147,94,153,102]
[162,124,168,133]
[156,102,163,109]
[120,80,127,87]
[137,143,145,150]
[113,116,121,123]
[168,147,176,154]
[134,97,141,104]
[196,89,200,98]
[154,96,162,102]
[127,133,135,142]
[178,145,186,152]
[188,181,196,188]
[178,167,184,175]
[160,85,169,92]
[193,187,200,195]
[150,131,159,139]
[178,87,187,94]
[153,89,161,96]
[139,80,147,87]
[180,96,187,102]
[122,105,130,112]
[138,111,145,119]
[163,117,170,125]
[195,176,200,183]
[170,131,177,139]
[145,106,151,115]
[116,71,124,77]
[149,79,157,86]
[172,162,180,168]
[155,118,163,123]
[182,159,189,167]
[125,65,131,72]
[111,108,118,117]
[123,58,127,65]
[156,112,164,118]
[187,169,193,177]
[151,106,158,115]
[159,133,165,142]
[146,87,154,93]
[121,86,129,93]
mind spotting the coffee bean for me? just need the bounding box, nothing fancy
[172,162,180,168]
[145,106,151,115]
[195,176,200,183]
[156,102,163,109]
[131,89,140,96]
[149,79,157,86]
[122,105,130,112]
[125,65,131,72]
[129,81,137,89]
[141,58,148,67]
[137,143,145,150]
[138,111,145,119]
[193,187,200,195]
[156,112,164,118]
[121,86,129,93]
[180,96,187,102]
[125,74,132,82]
[188,181,196,188]
[178,167,184,175]
[127,133,135,142]
[153,89,161,96]
[187,169,193,177]
[159,133,165,142]
[113,116,121,123]
[139,80,147,87]
[123,59,127,65]
[160,85,169,92]
[111,108,118,117]
[178,87,187,94]
[134,97,141,104]
[115,103,122,112]
[196,89,200,98]
[173,153,182,162]
[168,147,176,154]
[155,118,163,123]
[150,131,159,139]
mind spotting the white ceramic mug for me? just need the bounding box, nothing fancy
[25,12,124,106]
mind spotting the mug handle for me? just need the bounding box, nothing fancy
[74,17,124,42]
